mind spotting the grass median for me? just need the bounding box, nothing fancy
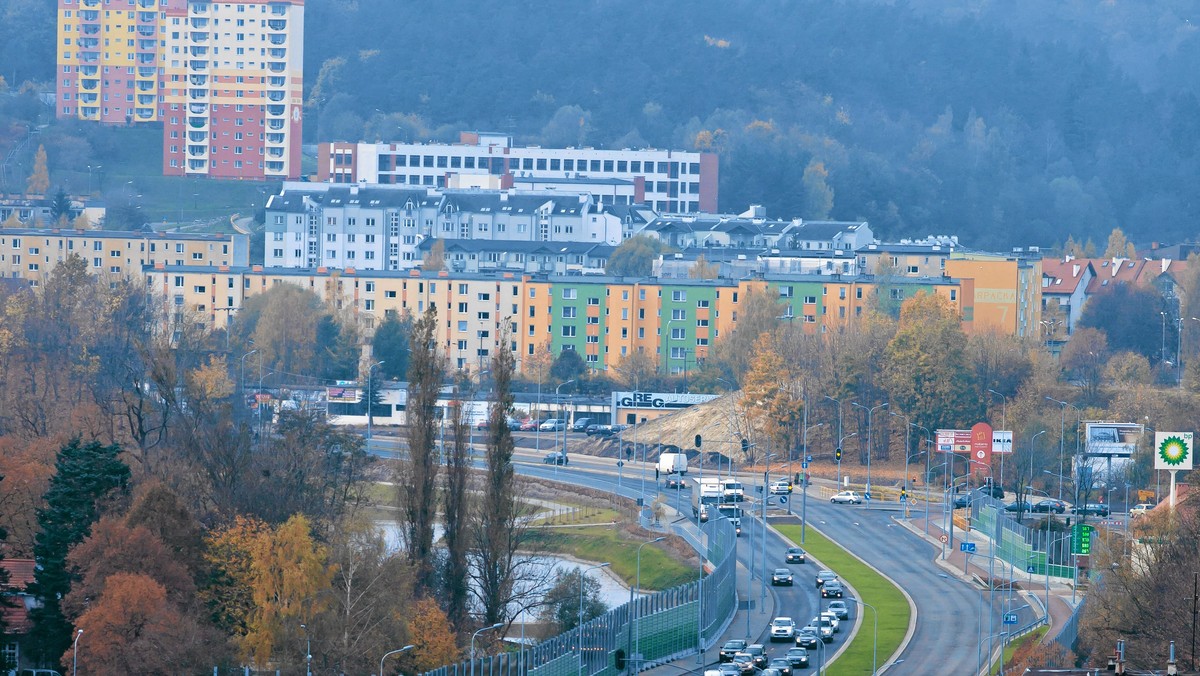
[776,524,909,675]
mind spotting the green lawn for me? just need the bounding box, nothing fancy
[528,525,698,591]
[775,525,910,676]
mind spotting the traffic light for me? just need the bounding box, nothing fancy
[741,438,750,453]
[835,447,842,461]
[614,648,627,671]
[695,434,703,448]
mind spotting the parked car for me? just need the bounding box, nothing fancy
[718,640,747,662]
[506,418,523,431]
[954,494,971,509]
[815,569,838,587]
[543,451,568,465]
[1033,499,1068,514]
[770,479,792,495]
[785,647,810,669]
[830,490,863,504]
[821,580,844,598]
[475,420,490,430]
[785,547,806,564]
[1004,501,1032,513]
[571,418,593,433]
[771,568,794,586]
[519,419,540,431]
[767,658,793,676]
[769,616,796,641]
[826,600,850,620]
[794,629,820,649]
[1130,503,1155,518]
[539,419,566,431]
[1073,503,1111,517]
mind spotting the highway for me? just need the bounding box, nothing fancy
[368,431,1037,675]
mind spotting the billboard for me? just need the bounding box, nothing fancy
[327,386,361,403]
[611,391,720,411]
[936,429,971,453]
[991,430,1013,454]
[1084,422,1144,459]
[1154,432,1194,471]
[970,422,993,474]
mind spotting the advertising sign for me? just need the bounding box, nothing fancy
[991,430,1014,454]
[611,391,720,411]
[970,422,994,474]
[326,386,361,403]
[1084,422,1144,459]
[936,429,972,453]
[1072,523,1094,555]
[1154,432,1194,471]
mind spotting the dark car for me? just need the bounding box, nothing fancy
[785,547,806,564]
[954,494,971,509]
[815,569,838,587]
[785,647,810,669]
[571,418,593,433]
[665,474,687,489]
[1073,503,1111,517]
[1004,501,1032,513]
[507,418,523,431]
[744,644,767,669]
[543,451,568,465]
[1033,499,1068,514]
[981,483,1005,499]
[794,629,820,649]
[767,658,793,676]
[718,640,747,662]
[821,580,844,598]
[771,568,794,586]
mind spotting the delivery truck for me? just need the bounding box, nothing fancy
[657,451,688,476]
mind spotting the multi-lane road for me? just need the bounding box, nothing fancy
[369,430,1037,675]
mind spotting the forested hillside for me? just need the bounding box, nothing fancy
[4,0,1198,248]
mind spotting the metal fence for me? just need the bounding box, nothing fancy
[421,518,738,676]
[973,498,1076,581]
[1054,598,1086,653]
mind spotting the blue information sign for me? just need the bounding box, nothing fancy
[1003,613,1018,625]
[960,542,977,553]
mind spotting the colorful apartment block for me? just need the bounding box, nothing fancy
[55,0,304,180]
[945,252,1042,337]
[0,228,247,284]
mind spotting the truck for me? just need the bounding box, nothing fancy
[715,503,743,536]
[693,477,724,522]
[722,479,744,502]
[658,451,688,476]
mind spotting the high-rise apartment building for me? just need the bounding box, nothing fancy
[55,0,304,181]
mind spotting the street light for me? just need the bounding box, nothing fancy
[379,644,414,676]
[848,598,879,675]
[471,623,505,676]
[579,563,611,675]
[239,348,257,404]
[1028,430,1048,508]
[1046,397,1070,500]
[628,538,666,670]
[556,379,575,472]
[823,395,845,478]
[367,360,385,441]
[73,629,83,676]
[851,401,888,499]
[889,411,914,515]
[800,421,824,537]
[836,432,857,488]
[300,622,312,676]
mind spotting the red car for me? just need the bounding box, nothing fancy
[519,419,539,431]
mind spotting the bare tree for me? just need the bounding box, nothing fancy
[397,306,444,592]
[442,394,471,630]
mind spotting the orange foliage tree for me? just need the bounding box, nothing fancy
[400,597,460,674]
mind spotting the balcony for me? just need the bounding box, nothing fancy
[187,159,207,171]
[188,75,207,86]
[267,19,286,30]
[187,131,207,143]
[190,31,208,42]
[137,0,154,8]
[78,38,99,49]
[265,132,285,144]
[268,34,287,45]
[78,53,99,64]
[79,65,98,76]
[80,24,100,35]
[265,161,285,173]
[189,103,207,115]
[189,60,207,71]
[266,147,284,158]
[266,104,285,117]
[269,3,288,15]
[78,93,98,104]
[268,48,286,59]
[187,145,207,157]
[136,108,154,120]
[81,0,99,6]
[137,26,155,37]
[190,17,208,28]
[80,106,100,118]
[187,116,208,129]
[268,76,286,87]
[136,53,155,65]
[137,39,156,50]
[80,10,99,21]
[267,62,285,73]
[137,11,156,23]
[137,66,156,78]
[266,90,284,102]
[267,119,285,130]
[189,46,208,57]
[188,88,208,100]
[190,2,208,13]
[80,79,98,91]
[137,80,154,92]
[137,94,155,106]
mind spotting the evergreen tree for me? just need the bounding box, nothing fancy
[27,438,130,663]
[371,313,412,381]
[49,187,72,224]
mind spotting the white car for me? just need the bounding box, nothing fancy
[539,418,565,431]
[831,490,863,504]
[820,611,841,633]
[1130,503,1154,518]
[769,617,796,641]
[770,479,792,495]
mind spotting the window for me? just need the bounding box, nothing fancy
[562,326,576,337]
[562,288,577,300]
[804,295,817,304]
[697,299,710,308]
[365,282,375,292]
[950,289,958,301]
[587,297,599,306]
[562,307,577,319]
[670,328,685,339]
[477,311,490,320]
[364,300,375,310]
[856,288,863,299]
[779,286,793,298]
[671,290,686,301]
[586,316,599,325]
[907,265,919,274]
[697,318,709,327]
[696,337,709,346]
[671,309,686,320]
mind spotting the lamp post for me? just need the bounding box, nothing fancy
[556,379,575,472]
[800,422,824,540]
[1046,397,1069,500]
[579,563,611,676]
[1029,430,1048,513]
[86,164,100,194]
[239,348,257,406]
[1161,311,1169,365]
[628,538,666,670]
[889,411,914,516]
[988,389,1008,491]
[824,396,844,482]
[72,629,83,676]
[300,622,312,676]
[851,401,888,500]
[379,644,414,676]
[367,360,385,441]
[471,623,505,676]
[849,598,879,675]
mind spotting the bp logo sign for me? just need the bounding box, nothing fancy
[1155,432,1194,470]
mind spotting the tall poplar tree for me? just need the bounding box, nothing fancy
[27,438,130,663]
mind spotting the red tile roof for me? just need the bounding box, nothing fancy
[1,559,35,590]
[1082,258,1146,294]
[1042,258,1093,295]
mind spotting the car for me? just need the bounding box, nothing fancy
[475,419,490,430]
[794,629,820,649]
[506,418,523,431]
[767,658,793,676]
[785,647,810,669]
[815,569,838,587]
[665,474,688,489]
[770,479,792,495]
[730,652,756,675]
[571,418,593,433]
[1130,503,1155,518]
[539,419,566,431]
[981,483,1005,499]
[810,616,836,641]
[744,644,768,669]
[1073,503,1111,517]
[826,600,849,620]
[543,451,568,465]
[714,665,742,676]
[718,639,747,662]
[785,547,806,564]
[954,494,971,509]
[771,568,794,586]
[519,419,540,431]
[1004,501,1032,513]
[585,424,610,436]
[770,616,796,641]
[820,611,841,632]
[760,669,783,676]
[1033,499,1068,514]
[831,490,863,504]
[821,580,844,598]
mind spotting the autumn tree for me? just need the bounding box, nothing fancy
[540,567,608,632]
[442,396,472,630]
[883,292,980,436]
[372,312,413,381]
[27,438,130,663]
[25,144,48,196]
[1104,351,1152,385]
[523,339,554,385]
[0,477,9,672]
[606,234,666,277]
[688,254,720,279]
[801,159,834,219]
[1103,226,1136,259]
[230,284,338,377]
[400,598,460,674]
[203,516,271,638]
[740,333,801,456]
[705,286,784,383]
[398,305,444,591]
[1060,327,1109,402]
[423,238,447,271]
[1078,283,1169,361]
